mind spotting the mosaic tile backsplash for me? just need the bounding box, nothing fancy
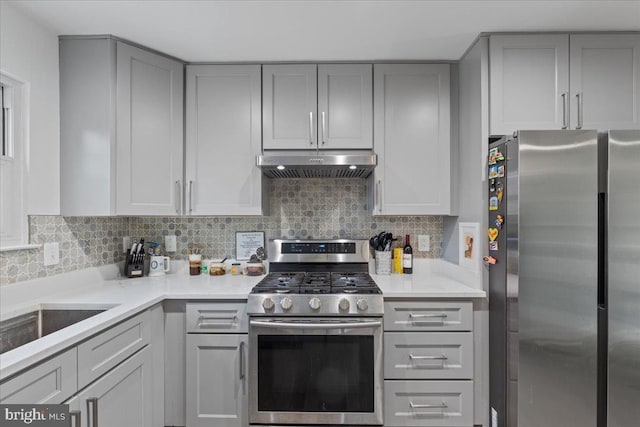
[1,179,442,285]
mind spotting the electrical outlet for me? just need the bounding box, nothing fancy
[43,242,60,266]
[418,235,430,252]
[165,235,177,252]
[123,236,131,253]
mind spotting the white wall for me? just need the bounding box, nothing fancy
[0,1,60,214]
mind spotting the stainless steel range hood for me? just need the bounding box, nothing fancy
[256,151,377,178]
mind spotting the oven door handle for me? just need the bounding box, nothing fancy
[250,319,382,329]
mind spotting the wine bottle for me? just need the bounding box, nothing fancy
[403,234,413,274]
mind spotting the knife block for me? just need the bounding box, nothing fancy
[125,251,145,278]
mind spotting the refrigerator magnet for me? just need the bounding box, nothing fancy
[497,182,504,202]
[489,196,499,211]
[489,241,499,251]
[483,255,498,264]
[488,148,498,165]
[488,228,499,241]
[497,165,505,178]
[489,165,499,179]
[490,179,496,192]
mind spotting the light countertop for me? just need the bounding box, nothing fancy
[0,259,485,379]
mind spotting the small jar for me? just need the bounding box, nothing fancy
[209,262,226,276]
[230,263,241,275]
[189,254,202,276]
[244,262,265,276]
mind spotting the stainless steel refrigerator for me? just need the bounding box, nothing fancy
[488,130,640,427]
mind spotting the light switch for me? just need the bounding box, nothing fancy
[165,235,177,252]
[44,242,60,266]
[418,235,430,252]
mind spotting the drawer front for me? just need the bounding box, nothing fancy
[384,380,473,427]
[384,332,473,379]
[186,302,248,333]
[77,310,150,388]
[384,301,472,331]
[1,348,78,404]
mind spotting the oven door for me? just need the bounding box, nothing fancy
[249,317,383,425]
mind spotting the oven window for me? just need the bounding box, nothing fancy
[258,335,374,412]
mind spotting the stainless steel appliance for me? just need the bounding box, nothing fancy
[256,151,377,178]
[247,239,384,426]
[488,130,640,427]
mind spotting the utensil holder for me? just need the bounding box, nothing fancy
[125,250,145,278]
[375,250,392,275]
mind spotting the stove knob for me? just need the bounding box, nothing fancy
[262,297,275,311]
[356,299,369,311]
[338,298,350,311]
[309,297,321,311]
[280,297,293,311]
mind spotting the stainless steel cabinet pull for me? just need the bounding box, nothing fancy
[409,313,447,319]
[321,111,326,145]
[409,354,448,360]
[199,314,237,321]
[376,180,382,213]
[409,400,448,410]
[175,180,181,214]
[188,180,193,213]
[561,92,568,129]
[251,319,382,329]
[87,398,98,427]
[70,410,81,427]
[309,111,314,145]
[239,341,245,380]
[576,92,583,129]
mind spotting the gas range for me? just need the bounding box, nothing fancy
[246,239,384,316]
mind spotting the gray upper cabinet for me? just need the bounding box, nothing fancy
[116,42,184,215]
[490,33,640,135]
[263,64,318,149]
[489,34,570,135]
[317,64,373,149]
[60,37,184,216]
[371,64,452,215]
[570,34,640,131]
[185,65,266,215]
[263,64,373,150]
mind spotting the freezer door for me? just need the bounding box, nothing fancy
[607,130,640,427]
[517,130,599,427]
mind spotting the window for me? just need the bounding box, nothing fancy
[0,73,27,248]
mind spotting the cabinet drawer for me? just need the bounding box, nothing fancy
[186,302,248,333]
[1,348,77,404]
[384,301,472,331]
[77,310,150,388]
[385,332,473,379]
[384,380,473,427]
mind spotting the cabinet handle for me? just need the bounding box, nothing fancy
[410,400,448,411]
[409,313,447,319]
[376,180,382,213]
[561,92,568,129]
[239,341,246,380]
[70,410,81,427]
[321,111,326,145]
[576,92,583,129]
[87,398,98,427]
[409,354,448,361]
[188,180,193,213]
[309,112,314,145]
[175,180,181,214]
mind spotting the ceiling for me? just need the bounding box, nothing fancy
[7,0,640,62]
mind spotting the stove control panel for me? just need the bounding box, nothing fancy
[247,294,384,316]
[282,242,356,254]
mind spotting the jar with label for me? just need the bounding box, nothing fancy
[230,263,241,275]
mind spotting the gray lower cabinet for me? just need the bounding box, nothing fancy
[67,345,153,427]
[0,347,78,404]
[384,300,474,427]
[186,334,248,427]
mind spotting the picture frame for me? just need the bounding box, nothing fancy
[235,231,265,261]
[459,222,480,272]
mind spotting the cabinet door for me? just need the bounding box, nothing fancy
[186,65,265,215]
[186,334,247,427]
[570,34,640,130]
[116,42,184,215]
[263,64,317,149]
[67,346,153,427]
[373,64,451,215]
[490,35,570,135]
[318,64,373,149]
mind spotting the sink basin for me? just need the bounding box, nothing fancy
[0,306,113,354]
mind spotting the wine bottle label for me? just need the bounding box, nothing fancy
[403,254,412,268]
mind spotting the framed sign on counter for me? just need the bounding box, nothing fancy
[459,222,480,272]
[235,231,265,261]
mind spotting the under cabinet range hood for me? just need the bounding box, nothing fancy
[256,151,377,178]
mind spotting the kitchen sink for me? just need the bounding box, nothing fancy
[0,305,115,354]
